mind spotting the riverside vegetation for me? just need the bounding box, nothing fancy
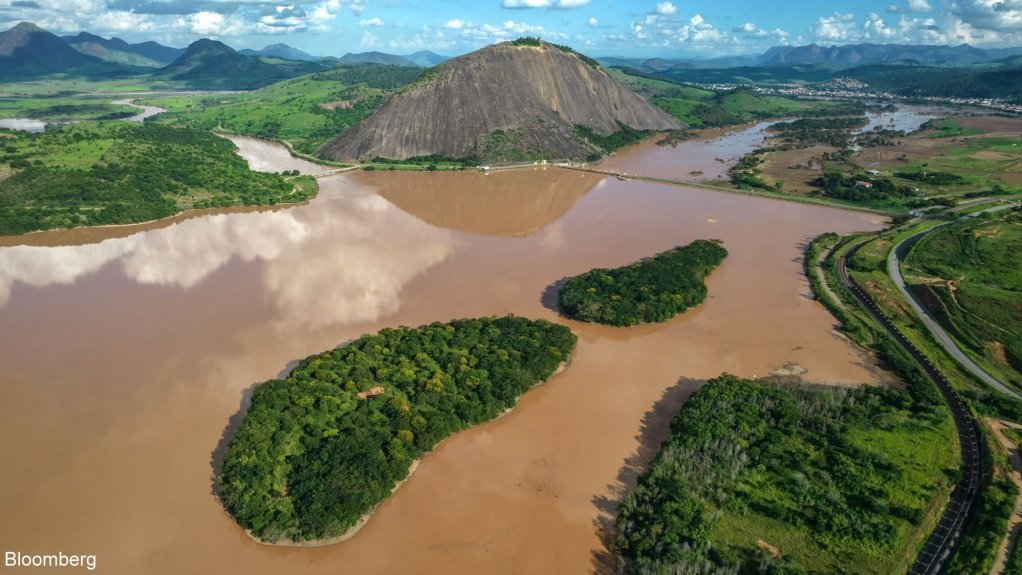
[0,122,315,234]
[558,239,727,326]
[613,373,956,575]
[219,316,577,543]
[812,230,1022,573]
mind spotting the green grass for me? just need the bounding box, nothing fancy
[809,228,1022,573]
[613,374,956,575]
[0,77,189,97]
[925,118,986,139]
[0,96,139,121]
[891,137,1022,198]
[149,65,423,154]
[903,211,1022,389]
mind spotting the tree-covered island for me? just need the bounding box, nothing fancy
[219,316,577,544]
[558,239,727,326]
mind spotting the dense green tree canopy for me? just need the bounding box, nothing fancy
[0,122,314,234]
[558,239,727,326]
[219,316,577,543]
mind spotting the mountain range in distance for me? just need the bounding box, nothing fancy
[0,21,449,77]
[2,20,1022,100]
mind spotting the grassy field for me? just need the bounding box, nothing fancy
[0,95,140,121]
[145,65,424,154]
[613,374,956,574]
[0,122,315,234]
[751,115,1022,211]
[902,210,1022,390]
[810,226,1022,573]
[0,77,187,97]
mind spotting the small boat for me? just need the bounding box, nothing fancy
[616,174,630,181]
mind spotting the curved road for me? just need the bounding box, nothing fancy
[839,243,982,575]
[889,205,1022,400]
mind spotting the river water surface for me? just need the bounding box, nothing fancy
[0,131,884,574]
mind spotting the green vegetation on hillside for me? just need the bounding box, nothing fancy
[558,239,727,326]
[573,122,653,157]
[0,122,313,234]
[147,64,423,154]
[219,316,577,543]
[608,67,864,130]
[903,211,1022,389]
[613,374,955,575]
[0,95,138,121]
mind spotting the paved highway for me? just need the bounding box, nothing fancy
[888,204,1021,400]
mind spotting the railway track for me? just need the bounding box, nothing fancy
[838,242,982,575]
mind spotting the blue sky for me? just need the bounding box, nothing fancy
[4,0,1022,57]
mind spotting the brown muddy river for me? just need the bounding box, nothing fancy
[0,133,883,574]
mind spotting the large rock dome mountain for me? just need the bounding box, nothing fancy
[319,40,682,162]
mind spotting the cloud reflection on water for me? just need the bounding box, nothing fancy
[0,191,454,330]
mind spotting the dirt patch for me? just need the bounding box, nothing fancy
[757,539,780,558]
[759,145,837,196]
[989,341,1010,365]
[960,116,1022,135]
[985,419,1022,575]
[319,96,365,111]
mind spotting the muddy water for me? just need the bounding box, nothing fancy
[225,135,324,175]
[0,138,884,574]
[0,118,46,132]
[600,121,774,182]
[857,107,937,135]
[602,106,937,182]
[112,99,167,123]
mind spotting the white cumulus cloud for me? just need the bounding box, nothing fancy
[907,0,932,12]
[655,1,677,15]
[500,0,590,7]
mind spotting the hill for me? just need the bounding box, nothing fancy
[238,43,319,62]
[159,38,325,89]
[0,22,95,74]
[320,39,682,163]
[64,32,181,67]
[404,50,449,67]
[757,42,1004,67]
[146,64,425,154]
[338,51,416,66]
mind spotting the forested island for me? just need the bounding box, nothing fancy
[558,239,727,326]
[219,316,577,544]
[613,374,956,574]
[0,122,316,235]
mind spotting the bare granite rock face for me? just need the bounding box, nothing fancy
[319,41,683,162]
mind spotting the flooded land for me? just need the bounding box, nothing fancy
[0,133,884,574]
